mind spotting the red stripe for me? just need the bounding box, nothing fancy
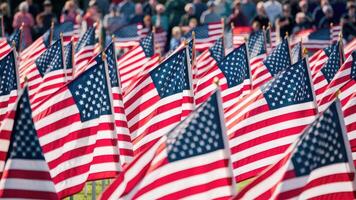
[0,189,58,199]
[2,169,52,180]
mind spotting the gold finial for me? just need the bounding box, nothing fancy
[302,47,308,57]
[111,34,115,42]
[152,26,156,33]
[192,31,195,39]
[335,90,341,98]
[20,22,24,30]
[338,32,343,41]
[213,77,220,85]
[230,22,234,30]
[284,32,289,39]
[102,52,107,62]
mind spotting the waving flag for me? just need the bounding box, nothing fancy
[0,28,21,59]
[102,91,236,199]
[73,27,95,77]
[117,33,154,90]
[252,39,292,88]
[123,47,194,155]
[113,23,144,49]
[232,26,251,48]
[63,41,74,80]
[225,59,317,182]
[291,41,303,64]
[342,91,356,166]
[235,101,356,199]
[0,88,58,199]
[32,60,120,198]
[0,50,18,123]
[195,43,251,108]
[247,30,267,88]
[302,28,332,52]
[185,21,223,52]
[266,27,278,53]
[154,27,167,54]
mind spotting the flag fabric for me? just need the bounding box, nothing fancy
[331,24,342,42]
[313,42,342,111]
[342,90,356,166]
[318,51,355,112]
[302,28,332,52]
[154,27,167,54]
[32,60,120,198]
[235,101,356,200]
[63,41,74,81]
[291,41,303,64]
[251,39,292,89]
[113,23,144,49]
[266,28,278,53]
[101,90,236,200]
[0,28,21,59]
[309,43,336,77]
[195,43,251,109]
[247,30,267,88]
[94,42,134,165]
[0,88,58,199]
[0,50,18,124]
[117,33,154,90]
[345,38,356,58]
[73,27,96,77]
[225,58,317,182]
[185,21,223,52]
[122,47,194,155]
[30,39,68,110]
[232,26,252,48]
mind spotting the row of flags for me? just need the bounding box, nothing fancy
[0,19,355,199]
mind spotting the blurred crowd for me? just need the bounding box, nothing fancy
[1,0,355,50]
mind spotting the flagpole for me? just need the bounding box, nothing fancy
[285,32,293,65]
[71,37,75,80]
[220,18,225,54]
[262,25,268,56]
[338,32,345,63]
[112,35,123,90]
[152,26,159,55]
[1,16,4,37]
[49,20,55,46]
[60,32,67,82]
[11,41,21,91]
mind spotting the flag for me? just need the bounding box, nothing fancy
[94,41,134,165]
[122,47,194,155]
[309,43,336,77]
[225,58,317,182]
[73,27,95,77]
[101,90,236,199]
[154,27,167,54]
[232,26,252,48]
[195,42,251,109]
[0,28,21,59]
[63,41,74,80]
[342,90,356,166]
[0,88,58,199]
[0,50,18,124]
[235,101,356,199]
[185,21,223,52]
[313,42,342,111]
[318,51,355,112]
[331,24,342,42]
[32,60,120,198]
[30,39,68,110]
[117,33,154,90]
[113,23,144,49]
[247,30,267,88]
[266,27,278,53]
[291,41,303,64]
[302,28,332,52]
[251,39,292,88]
[345,38,356,58]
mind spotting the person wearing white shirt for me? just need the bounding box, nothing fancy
[264,0,282,25]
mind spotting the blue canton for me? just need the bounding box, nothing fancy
[68,61,112,122]
[321,42,341,83]
[167,92,225,162]
[248,30,266,58]
[114,24,139,38]
[187,39,194,64]
[35,39,64,77]
[7,88,45,160]
[7,28,21,50]
[0,51,17,96]
[351,51,356,80]
[323,42,338,57]
[184,24,209,40]
[210,38,225,63]
[263,39,291,76]
[140,33,154,57]
[64,42,73,69]
[150,49,190,98]
[291,102,348,176]
[43,21,74,47]
[218,44,249,87]
[262,59,314,110]
[75,27,95,53]
[308,28,331,42]
[95,42,119,87]
[291,42,302,64]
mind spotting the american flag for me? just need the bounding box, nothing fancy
[331,24,342,42]
[232,26,251,48]
[63,41,74,81]
[251,39,292,89]
[154,27,167,54]
[185,21,224,52]
[313,42,342,111]
[122,47,194,155]
[117,33,154,90]
[73,26,95,77]
[225,59,317,182]
[301,28,333,52]
[345,38,356,58]
[0,88,58,199]
[0,50,18,124]
[30,39,68,110]
[113,23,144,49]
[32,60,120,198]
[266,27,278,53]
[247,30,267,88]
[235,101,356,199]
[309,43,336,77]
[195,42,251,109]
[94,42,134,165]
[0,28,21,59]
[101,91,236,199]
[291,41,303,64]
[342,89,356,166]
[318,51,355,112]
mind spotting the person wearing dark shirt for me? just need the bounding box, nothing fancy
[131,3,144,24]
[26,0,40,19]
[36,0,57,31]
[312,0,329,26]
[341,2,356,42]
[180,3,198,26]
[318,4,337,29]
[299,0,314,26]
[252,1,269,31]
[228,0,248,27]
[0,2,12,36]
[193,0,207,20]
[293,12,313,33]
[143,0,157,16]
[276,3,294,38]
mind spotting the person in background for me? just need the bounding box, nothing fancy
[0,2,13,36]
[131,3,145,24]
[165,0,186,28]
[152,4,169,31]
[275,2,294,38]
[263,0,282,25]
[37,0,57,31]
[240,0,256,25]
[200,1,220,24]
[180,3,197,27]
[13,2,34,48]
[215,0,231,18]
[118,0,135,23]
[228,0,248,27]
[312,0,329,26]
[341,1,356,42]
[83,0,101,27]
[169,26,182,50]
[26,0,40,20]
[104,4,126,35]
[143,0,157,16]
[298,0,314,26]
[318,4,336,29]
[61,0,79,24]
[292,12,313,33]
[193,0,207,20]
[95,0,109,15]
[143,15,152,31]
[251,1,269,30]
